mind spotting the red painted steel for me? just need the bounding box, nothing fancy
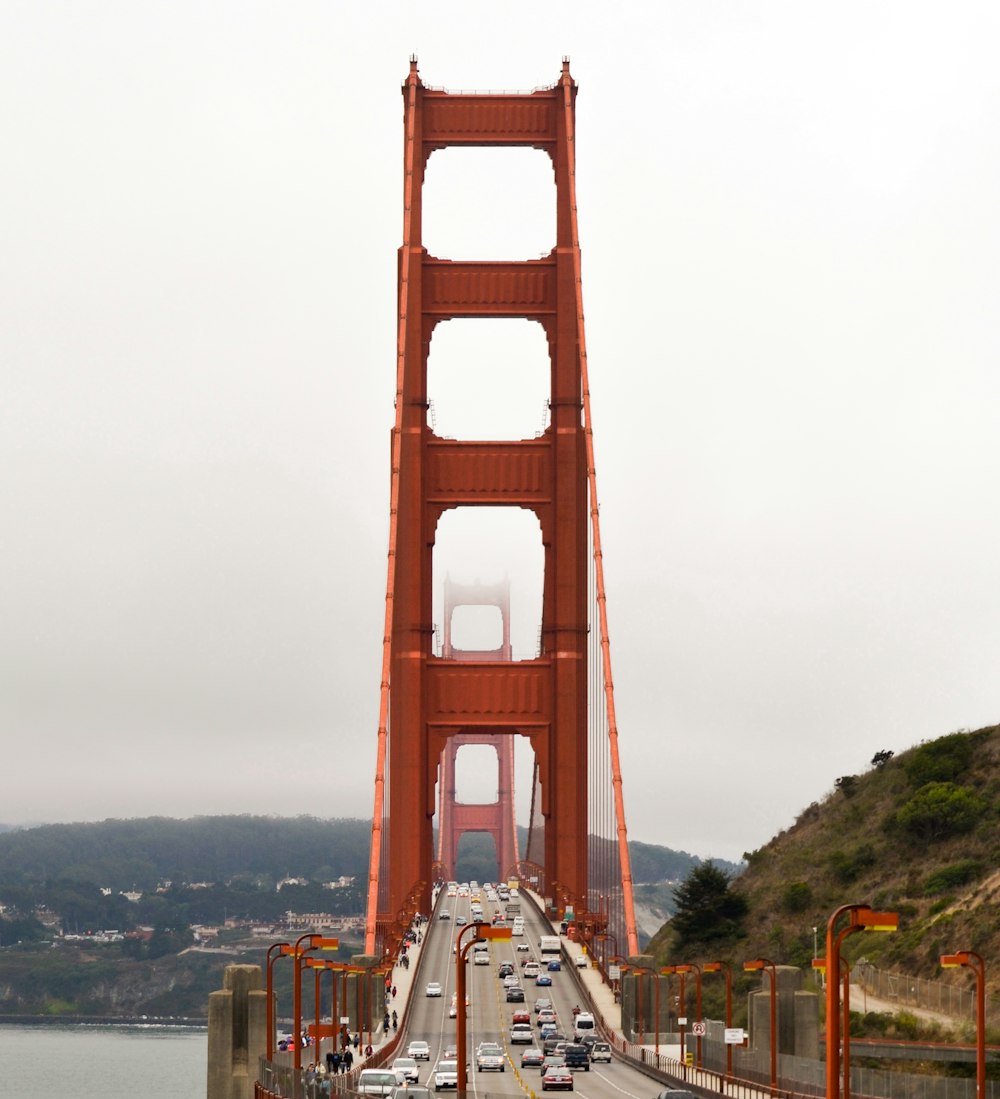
[557,68,640,957]
[367,59,638,958]
[435,579,519,880]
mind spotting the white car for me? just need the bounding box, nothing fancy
[476,1042,505,1072]
[392,1058,420,1083]
[425,982,443,997]
[408,1041,430,1061]
[510,1023,534,1044]
[433,1060,459,1091]
[516,943,530,953]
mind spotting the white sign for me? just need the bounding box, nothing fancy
[677,1016,687,1026]
[609,965,621,980]
[340,1016,350,1025]
[724,1028,746,1045]
[692,1021,707,1036]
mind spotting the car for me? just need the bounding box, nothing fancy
[590,1042,612,1063]
[512,1010,531,1025]
[540,1022,558,1038]
[433,1061,459,1091]
[542,1033,568,1054]
[653,1093,698,1099]
[505,986,525,1002]
[510,1023,534,1044]
[476,1042,505,1072]
[408,1041,430,1061]
[359,1069,404,1096]
[474,951,489,966]
[438,910,451,920]
[498,962,515,977]
[442,1046,457,1061]
[534,997,553,1014]
[392,1058,420,1083]
[524,962,541,978]
[425,982,443,997]
[521,1046,545,1068]
[536,974,553,986]
[503,974,520,987]
[390,1088,432,1099]
[455,915,467,925]
[542,1064,574,1092]
[578,1034,597,1051]
[448,1003,457,1018]
[563,1044,590,1071]
[547,959,562,971]
[537,1008,558,1028]
[516,943,530,953]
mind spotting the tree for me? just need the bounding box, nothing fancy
[871,750,894,769]
[669,862,748,949]
[894,782,986,843]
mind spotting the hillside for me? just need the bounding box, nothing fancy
[648,723,1000,1025]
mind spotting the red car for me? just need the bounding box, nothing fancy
[542,1065,574,1091]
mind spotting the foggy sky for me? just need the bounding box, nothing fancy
[2,2,998,863]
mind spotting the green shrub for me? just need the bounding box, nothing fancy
[922,860,983,895]
[895,783,987,843]
[904,732,976,788]
[781,881,813,913]
[829,844,877,883]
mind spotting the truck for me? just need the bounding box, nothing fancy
[539,935,561,957]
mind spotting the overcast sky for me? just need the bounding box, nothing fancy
[2,2,998,865]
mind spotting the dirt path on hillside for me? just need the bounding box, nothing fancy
[848,984,964,1027]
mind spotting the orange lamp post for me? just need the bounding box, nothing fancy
[674,965,702,1066]
[660,966,686,1063]
[455,922,511,1091]
[940,951,986,1099]
[744,958,778,1091]
[824,906,898,1099]
[704,961,733,1077]
[291,934,339,1074]
[266,942,291,1059]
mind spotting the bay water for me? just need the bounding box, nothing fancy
[0,1023,207,1097]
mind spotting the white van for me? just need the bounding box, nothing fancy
[573,1011,596,1041]
[358,1069,401,1095]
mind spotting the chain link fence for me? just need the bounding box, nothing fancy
[854,962,1000,1028]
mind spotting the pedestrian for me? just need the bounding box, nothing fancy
[365,1043,373,1058]
[319,1075,332,1098]
[343,1048,354,1073]
[391,985,397,999]
[326,1052,335,1074]
[353,1033,360,1050]
[331,1050,341,1075]
[391,1010,398,1031]
[383,1011,390,1031]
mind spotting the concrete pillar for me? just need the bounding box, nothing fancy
[207,963,267,1099]
[747,965,819,1068]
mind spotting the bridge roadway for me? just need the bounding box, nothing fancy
[396,888,659,1099]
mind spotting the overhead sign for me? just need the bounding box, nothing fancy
[725,1028,746,1045]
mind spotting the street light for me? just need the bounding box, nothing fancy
[824,906,898,1099]
[661,964,701,1065]
[704,961,733,1076]
[744,958,777,1091]
[291,934,340,1075]
[266,942,291,1059]
[941,951,986,1099]
[455,921,511,1091]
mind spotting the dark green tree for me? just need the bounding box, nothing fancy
[669,862,748,949]
[894,782,986,842]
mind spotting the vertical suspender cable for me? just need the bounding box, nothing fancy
[364,65,419,955]
[561,70,640,957]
